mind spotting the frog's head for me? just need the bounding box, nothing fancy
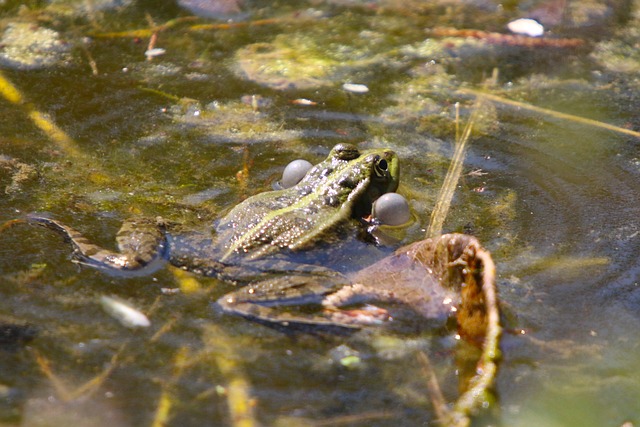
[298,143,400,219]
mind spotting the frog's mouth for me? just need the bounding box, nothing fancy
[353,189,389,219]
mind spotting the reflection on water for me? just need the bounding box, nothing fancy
[0,0,639,426]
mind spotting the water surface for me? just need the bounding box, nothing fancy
[0,1,639,426]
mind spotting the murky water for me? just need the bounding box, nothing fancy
[0,1,639,426]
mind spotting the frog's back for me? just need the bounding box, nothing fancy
[216,186,351,262]
[215,143,399,263]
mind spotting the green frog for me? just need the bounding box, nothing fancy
[18,143,401,328]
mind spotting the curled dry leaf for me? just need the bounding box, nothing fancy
[351,233,501,423]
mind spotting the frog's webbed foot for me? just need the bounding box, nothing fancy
[321,304,390,326]
[217,273,390,329]
[15,215,168,276]
[320,283,396,325]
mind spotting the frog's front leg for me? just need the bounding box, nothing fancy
[18,215,168,276]
[217,271,390,328]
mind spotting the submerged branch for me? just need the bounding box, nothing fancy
[458,88,640,139]
[0,69,107,178]
[151,346,190,427]
[429,27,585,48]
[188,17,294,31]
[417,351,457,424]
[90,15,307,38]
[34,344,126,402]
[90,16,199,38]
[202,324,259,427]
[0,70,83,158]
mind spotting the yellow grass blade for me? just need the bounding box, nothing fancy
[459,88,640,139]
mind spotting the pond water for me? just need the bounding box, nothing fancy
[0,1,639,426]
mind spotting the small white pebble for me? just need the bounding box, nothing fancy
[507,18,544,37]
[145,48,166,58]
[342,83,369,93]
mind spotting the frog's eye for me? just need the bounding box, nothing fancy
[374,157,389,177]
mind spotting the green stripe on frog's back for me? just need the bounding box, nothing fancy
[220,174,372,262]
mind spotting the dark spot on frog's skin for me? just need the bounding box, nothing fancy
[321,167,333,177]
[338,176,357,189]
[299,187,313,196]
[324,195,341,207]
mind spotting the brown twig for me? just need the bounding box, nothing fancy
[429,27,585,48]
[417,351,453,423]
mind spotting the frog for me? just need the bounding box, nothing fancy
[13,143,402,328]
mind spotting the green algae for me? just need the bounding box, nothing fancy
[0,22,72,70]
